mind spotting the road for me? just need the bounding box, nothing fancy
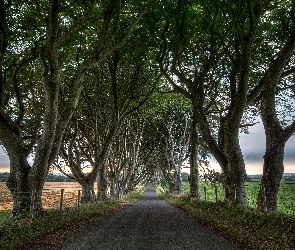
[60,184,238,250]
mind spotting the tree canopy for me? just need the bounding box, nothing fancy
[0,0,294,215]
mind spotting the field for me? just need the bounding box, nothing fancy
[181,181,295,215]
[0,182,96,210]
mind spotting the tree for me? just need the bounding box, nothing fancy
[108,117,146,198]
[58,34,159,201]
[256,2,295,212]
[0,0,155,216]
[142,93,191,194]
[154,0,277,206]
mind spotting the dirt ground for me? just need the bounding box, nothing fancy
[0,182,98,210]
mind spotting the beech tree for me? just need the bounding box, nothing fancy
[256,3,295,212]
[59,79,117,203]
[108,117,145,198]
[58,33,159,202]
[139,92,191,193]
[153,0,287,206]
[156,103,191,194]
[1,0,294,216]
[0,0,155,216]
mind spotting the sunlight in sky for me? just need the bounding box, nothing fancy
[1,118,294,175]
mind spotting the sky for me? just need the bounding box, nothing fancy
[239,118,295,174]
[0,119,294,174]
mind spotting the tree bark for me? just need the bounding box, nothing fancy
[6,160,31,216]
[81,181,96,203]
[257,138,285,212]
[97,164,109,200]
[223,125,247,206]
[189,106,200,198]
[257,25,295,212]
[0,115,32,215]
[173,166,182,194]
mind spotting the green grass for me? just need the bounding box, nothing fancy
[0,210,11,224]
[156,187,295,250]
[173,181,295,215]
[0,187,145,250]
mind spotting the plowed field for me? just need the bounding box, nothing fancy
[0,182,97,210]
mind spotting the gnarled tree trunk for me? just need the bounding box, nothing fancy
[189,106,200,198]
[81,181,96,203]
[97,164,109,200]
[257,26,295,212]
[223,130,247,206]
[257,141,285,212]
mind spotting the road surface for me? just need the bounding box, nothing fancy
[61,184,238,250]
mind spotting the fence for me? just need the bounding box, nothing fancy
[0,181,103,211]
[0,188,84,211]
[197,182,295,216]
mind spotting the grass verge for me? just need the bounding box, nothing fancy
[0,187,145,250]
[156,187,295,250]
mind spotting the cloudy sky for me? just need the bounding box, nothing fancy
[239,119,295,174]
[0,119,294,174]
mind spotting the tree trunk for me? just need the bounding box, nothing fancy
[257,35,295,211]
[97,164,108,200]
[257,142,285,212]
[117,181,124,199]
[189,107,200,198]
[174,166,182,194]
[6,162,31,216]
[28,87,60,215]
[223,123,248,206]
[168,181,176,194]
[257,83,290,212]
[109,177,117,198]
[81,181,96,203]
[0,122,33,216]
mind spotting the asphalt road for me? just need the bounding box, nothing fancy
[61,184,239,250]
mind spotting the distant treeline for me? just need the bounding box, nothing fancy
[0,173,76,182]
[0,172,9,182]
[1,171,293,183]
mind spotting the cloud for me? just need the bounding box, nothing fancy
[239,121,265,162]
[284,139,295,161]
[239,118,295,173]
[0,117,294,174]
[0,147,10,172]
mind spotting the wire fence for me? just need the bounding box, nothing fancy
[180,181,295,216]
[0,181,104,212]
[0,188,84,211]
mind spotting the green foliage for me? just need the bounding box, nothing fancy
[0,173,9,182]
[45,173,76,182]
[0,210,11,225]
[0,173,76,182]
[0,187,145,250]
[157,188,295,250]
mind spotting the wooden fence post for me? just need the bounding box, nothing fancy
[215,185,218,203]
[263,186,267,212]
[204,187,207,201]
[60,189,64,211]
[77,190,81,209]
[92,190,96,203]
[30,190,36,220]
